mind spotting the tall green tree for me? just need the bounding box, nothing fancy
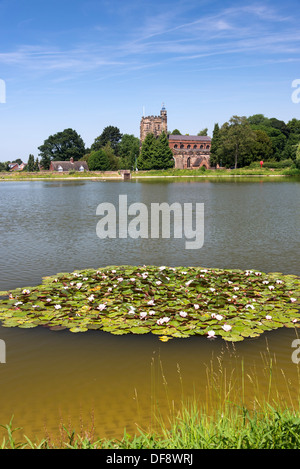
[38,128,85,169]
[26,154,35,171]
[34,158,40,171]
[91,126,123,153]
[102,142,119,170]
[209,123,220,166]
[171,129,181,135]
[155,131,174,169]
[137,133,157,170]
[217,116,256,169]
[251,130,273,161]
[117,134,140,170]
[88,150,110,171]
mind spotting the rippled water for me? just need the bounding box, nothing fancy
[0,177,299,441]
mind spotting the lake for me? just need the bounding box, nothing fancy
[0,177,299,441]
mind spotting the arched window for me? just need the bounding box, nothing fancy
[206,145,210,149]
[187,157,191,168]
[193,145,197,149]
[200,145,204,149]
[187,144,191,149]
[174,144,178,149]
[180,144,184,149]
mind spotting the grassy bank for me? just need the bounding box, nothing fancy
[3,403,300,449]
[0,166,299,181]
[2,345,300,450]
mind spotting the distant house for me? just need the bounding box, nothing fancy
[8,162,26,171]
[50,157,89,172]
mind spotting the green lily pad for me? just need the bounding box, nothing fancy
[0,265,299,342]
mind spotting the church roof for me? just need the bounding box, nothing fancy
[168,135,211,141]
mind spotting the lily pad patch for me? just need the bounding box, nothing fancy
[0,266,299,342]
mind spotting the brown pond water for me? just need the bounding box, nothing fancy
[0,178,299,442]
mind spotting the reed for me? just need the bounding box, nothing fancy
[2,342,300,449]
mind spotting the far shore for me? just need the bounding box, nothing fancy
[0,167,299,181]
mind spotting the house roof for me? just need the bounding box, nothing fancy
[51,161,89,171]
[168,135,211,141]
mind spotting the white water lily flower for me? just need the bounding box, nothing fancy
[268,285,275,290]
[276,280,283,284]
[149,310,156,315]
[262,281,269,284]
[142,273,148,279]
[76,283,83,289]
[117,277,123,282]
[148,300,155,305]
[233,287,239,291]
[245,304,255,309]
[140,312,147,319]
[209,287,215,292]
[159,266,166,271]
[232,295,237,299]
[14,301,23,306]
[111,270,116,273]
[97,304,106,311]
[185,280,193,286]
[207,330,216,338]
[179,311,187,317]
[157,317,170,325]
[291,298,297,303]
[130,278,136,282]
[22,289,30,294]
[222,324,232,332]
[211,313,223,320]
[46,298,52,302]
[255,272,262,276]
[63,286,69,290]
[107,287,112,292]
[156,281,162,286]
[194,304,200,310]
[266,315,272,320]
[228,281,233,284]
[201,269,208,273]
[88,295,95,302]
[82,277,88,281]
[54,305,62,310]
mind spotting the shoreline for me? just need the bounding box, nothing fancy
[0,171,297,182]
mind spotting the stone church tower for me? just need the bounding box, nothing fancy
[140,104,168,143]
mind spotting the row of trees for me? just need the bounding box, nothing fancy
[36,125,175,171]
[2,114,300,172]
[210,115,300,168]
[38,126,140,171]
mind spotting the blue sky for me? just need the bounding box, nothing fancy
[0,0,300,162]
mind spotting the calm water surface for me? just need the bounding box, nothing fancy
[0,177,299,441]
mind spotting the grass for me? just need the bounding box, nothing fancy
[0,166,299,181]
[2,342,300,449]
[3,404,300,449]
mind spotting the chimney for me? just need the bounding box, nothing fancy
[70,157,74,164]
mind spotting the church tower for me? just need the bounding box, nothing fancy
[140,104,168,143]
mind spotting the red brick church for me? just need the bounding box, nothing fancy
[140,105,211,169]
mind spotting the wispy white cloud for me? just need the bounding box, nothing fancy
[0,2,299,81]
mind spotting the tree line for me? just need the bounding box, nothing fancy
[210,114,300,169]
[1,114,300,172]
